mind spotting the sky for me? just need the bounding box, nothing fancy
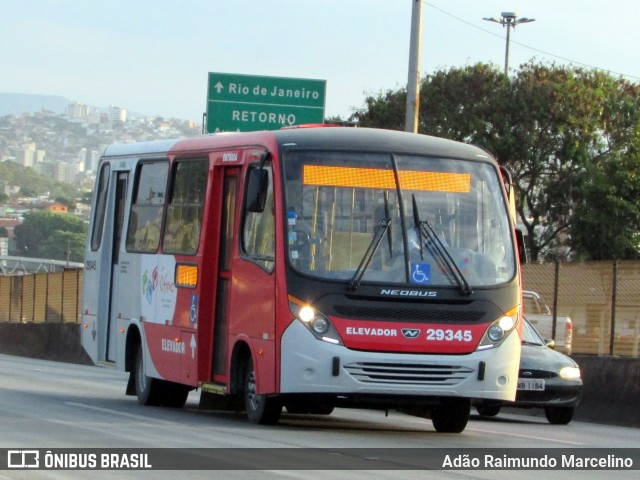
[2,0,640,122]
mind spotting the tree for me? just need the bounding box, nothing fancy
[354,61,640,261]
[571,137,640,260]
[40,230,86,263]
[0,160,81,199]
[13,211,86,262]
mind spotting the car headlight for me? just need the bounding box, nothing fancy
[289,296,343,345]
[559,366,581,380]
[477,307,519,350]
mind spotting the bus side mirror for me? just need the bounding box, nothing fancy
[246,167,269,213]
[516,228,527,264]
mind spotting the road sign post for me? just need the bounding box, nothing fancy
[206,72,326,133]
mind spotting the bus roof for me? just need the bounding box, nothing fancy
[100,128,494,163]
[271,127,493,162]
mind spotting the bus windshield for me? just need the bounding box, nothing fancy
[283,150,515,287]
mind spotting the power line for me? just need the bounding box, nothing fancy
[423,1,640,81]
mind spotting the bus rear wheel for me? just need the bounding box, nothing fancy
[135,345,190,407]
[135,345,163,406]
[244,359,281,425]
[431,398,471,433]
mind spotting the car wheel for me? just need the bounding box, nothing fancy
[544,406,574,425]
[476,404,501,417]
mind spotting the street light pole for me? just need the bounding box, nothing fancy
[483,12,535,75]
[405,0,422,133]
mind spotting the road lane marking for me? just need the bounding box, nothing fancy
[467,426,588,445]
[65,402,178,426]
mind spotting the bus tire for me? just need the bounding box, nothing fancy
[161,382,190,408]
[431,398,471,433]
[244,359,281,425]
[135,345,163,406]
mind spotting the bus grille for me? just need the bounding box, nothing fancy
[343,362,474,386]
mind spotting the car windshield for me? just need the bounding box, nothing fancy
[283,150,516,288]
[523,319,546,346]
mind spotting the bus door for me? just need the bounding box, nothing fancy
[107,172,129,362]
[211,168,239,381]
[82,162,120,365]
[229,160,277,394]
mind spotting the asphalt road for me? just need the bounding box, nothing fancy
[0,354,637,479]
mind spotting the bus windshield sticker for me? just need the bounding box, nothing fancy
[410,263,432,284]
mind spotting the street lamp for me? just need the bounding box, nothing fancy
[483,12,535,75]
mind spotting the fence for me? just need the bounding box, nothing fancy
[0,264,639,357]
[522,261,640,358]
[0,270,82,324]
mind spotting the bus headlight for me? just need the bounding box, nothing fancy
[289,296,343,345]
[477,308,519,350]
[310,317,329,335]
[487,324,505,342]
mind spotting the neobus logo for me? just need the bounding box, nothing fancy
[380,289,437,298]
[401,328,421,338]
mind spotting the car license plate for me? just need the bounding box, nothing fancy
[518,378,545,391]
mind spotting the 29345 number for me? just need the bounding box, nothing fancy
[426,328,473,342]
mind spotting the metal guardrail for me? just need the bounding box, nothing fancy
[0,255,84,275]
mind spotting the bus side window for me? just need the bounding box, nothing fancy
[162,159,208,255]
[126,161,168,253]
[242,162,275,272]
[91,163,111,251]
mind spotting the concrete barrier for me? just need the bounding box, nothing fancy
[0,322,92,365]
[0,324,638,428]
[571,354,640,428]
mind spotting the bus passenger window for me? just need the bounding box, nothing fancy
[126,161,168,253]
[163,159,208,255]
[242,163,275,271]
[90,163,111,251]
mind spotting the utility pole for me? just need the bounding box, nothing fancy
[405,0,422,133]
[483,12,535,75]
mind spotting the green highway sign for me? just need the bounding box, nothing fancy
[206,72,326,133]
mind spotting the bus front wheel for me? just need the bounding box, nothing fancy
[431,398,471,433]
[244,359,282,425]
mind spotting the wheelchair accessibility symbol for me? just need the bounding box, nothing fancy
[411,263,431,284]
[190,294,198,324]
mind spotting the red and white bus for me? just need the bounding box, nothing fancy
[82,126,523,433]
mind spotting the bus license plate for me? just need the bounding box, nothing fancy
[518,379,545,391]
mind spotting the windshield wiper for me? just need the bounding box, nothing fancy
[412,195,473,296]
[348,191,392,291]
